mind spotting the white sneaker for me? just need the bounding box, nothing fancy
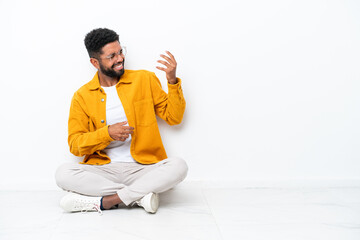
[60,192,102,214]
[135,192,159,213]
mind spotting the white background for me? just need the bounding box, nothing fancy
[0,0,359,190]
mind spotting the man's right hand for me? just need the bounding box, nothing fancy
[108,121,135,141]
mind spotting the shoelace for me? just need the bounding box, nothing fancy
[74,200,103,215]
[92,204,103,215]
[79,204,103,215]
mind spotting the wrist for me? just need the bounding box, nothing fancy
[168,78,177,84]
[107,125,114,140]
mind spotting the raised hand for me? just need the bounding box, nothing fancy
[156,51,178,84]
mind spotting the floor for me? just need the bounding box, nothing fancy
[1,182,360,240]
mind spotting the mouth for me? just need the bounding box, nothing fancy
[113,62,123,71]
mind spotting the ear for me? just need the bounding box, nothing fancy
[90,58,100,70]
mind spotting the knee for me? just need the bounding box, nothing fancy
[169,157,188,181]
[55,162,76,190]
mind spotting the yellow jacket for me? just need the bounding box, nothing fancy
[68,70,186,165]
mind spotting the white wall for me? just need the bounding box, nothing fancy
[0,0,359,190]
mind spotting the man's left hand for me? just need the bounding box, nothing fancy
[156,51,178,84]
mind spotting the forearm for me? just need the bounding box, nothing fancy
[68,125,113,156]
[155,79,186,125]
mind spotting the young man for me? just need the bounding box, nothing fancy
[55,28,187,214]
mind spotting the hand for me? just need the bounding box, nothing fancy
[108,121,135,141]
[156,51,178,84]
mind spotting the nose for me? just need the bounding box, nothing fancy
[116,52,124,62]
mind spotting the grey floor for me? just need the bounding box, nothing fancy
[1,181,360,240]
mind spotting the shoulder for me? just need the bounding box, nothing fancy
[72,79,95,102]
[125,69,157,78]
[122,69,160,87]
[73,83,88,98]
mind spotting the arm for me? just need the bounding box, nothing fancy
[67,94,113,156]
[152,51,186,125]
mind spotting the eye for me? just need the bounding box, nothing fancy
[109,54,115,60]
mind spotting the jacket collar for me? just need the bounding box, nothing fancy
[88,70,132,90]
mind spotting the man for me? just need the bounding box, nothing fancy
[55,28,187,214]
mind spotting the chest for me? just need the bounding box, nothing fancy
[85,80,154,128]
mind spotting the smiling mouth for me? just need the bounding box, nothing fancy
[113,63,123,70]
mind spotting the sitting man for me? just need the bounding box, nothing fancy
[55,28,188,214]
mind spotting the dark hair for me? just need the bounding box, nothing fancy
[84,28,119,58]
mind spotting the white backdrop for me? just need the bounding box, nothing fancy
[0,0,359,190]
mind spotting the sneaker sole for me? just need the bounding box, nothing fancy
[149,193,159,213]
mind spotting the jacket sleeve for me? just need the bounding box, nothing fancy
[150,72,186,125]
[67,93,113,156]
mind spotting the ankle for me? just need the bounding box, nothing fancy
[101,194,122,210]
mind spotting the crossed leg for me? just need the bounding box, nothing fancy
[55,157,188,209]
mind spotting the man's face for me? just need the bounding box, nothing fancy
[97,41,125,78]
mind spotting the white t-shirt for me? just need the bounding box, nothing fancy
[102,85,136,163]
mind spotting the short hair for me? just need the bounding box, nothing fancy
[84,28,119,58]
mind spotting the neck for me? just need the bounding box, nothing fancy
[98,72,119,87]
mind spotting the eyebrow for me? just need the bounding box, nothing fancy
[106,49,123,58]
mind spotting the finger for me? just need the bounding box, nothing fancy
[157,60,171,68]
[123,126,135,130]
[116,121,127,126]
[156,66,167,72]
[121,128,134,134]
[165,51,176,63]
[122,129,133,134]
[119,135,128,141]
[160,54,172,63]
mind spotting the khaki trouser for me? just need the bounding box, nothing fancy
[55,157,188,206]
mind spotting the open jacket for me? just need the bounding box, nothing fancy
[68,69,185,165]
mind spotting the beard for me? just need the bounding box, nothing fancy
[99,59,125,79]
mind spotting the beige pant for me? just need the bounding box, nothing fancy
[55,157,188,206]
